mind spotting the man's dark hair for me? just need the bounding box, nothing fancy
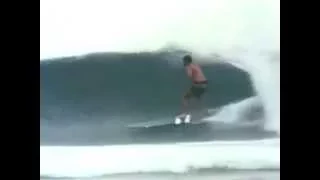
[183,55,192,65]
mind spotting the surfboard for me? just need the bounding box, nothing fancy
[176,107,223,124]
[127,108,221,129]
[175,112,208,125]
[127,119,175,128]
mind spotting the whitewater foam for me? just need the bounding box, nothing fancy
[40,139,279,178]
[226,53,280,134]
[205,96,263,124]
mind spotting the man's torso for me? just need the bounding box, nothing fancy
[186,63,207,83]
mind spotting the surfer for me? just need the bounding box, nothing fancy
[181,55,208,114]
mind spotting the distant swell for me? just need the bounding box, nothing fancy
[41,168,279,179]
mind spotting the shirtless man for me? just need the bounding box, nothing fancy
[181,55,208,113]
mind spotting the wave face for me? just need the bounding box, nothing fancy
[40,52,276,145]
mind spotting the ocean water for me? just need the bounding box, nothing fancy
[40,0,279,179]
[40,52,279,179]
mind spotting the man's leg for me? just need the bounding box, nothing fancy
[192,86,209,116]
[181,85,206,114]
[182,88,193,114]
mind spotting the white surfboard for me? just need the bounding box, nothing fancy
[128,108,219,129]
[127,114,194,129]
[175,108,221,125]
[127,119,173,128]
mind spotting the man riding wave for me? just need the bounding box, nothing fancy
[181,55,208,114]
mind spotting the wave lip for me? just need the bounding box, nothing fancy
[40,139,279,178]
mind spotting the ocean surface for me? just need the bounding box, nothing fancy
[40,51,279,179]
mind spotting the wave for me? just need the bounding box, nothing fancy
[40,51,279,178]
[40,51,269,145]
[40,51,253,119]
